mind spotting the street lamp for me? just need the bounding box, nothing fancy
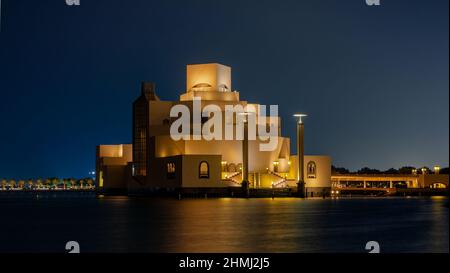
[434,166,440,175]
[293,113,307,124]
[421,167,427,175]
[293,114,307,198]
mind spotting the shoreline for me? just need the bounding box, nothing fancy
[0,188,448,199]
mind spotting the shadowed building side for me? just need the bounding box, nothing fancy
[96,144,132,194]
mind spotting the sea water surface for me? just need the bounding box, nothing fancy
[0,196,448,253]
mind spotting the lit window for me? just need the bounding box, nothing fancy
[307,161,317,179]
[218,84,229,92]
[99,171,104,188]
[191,83,212,92]
[273,161,279,172]
[167,163,176,179]
[199,161,210,179]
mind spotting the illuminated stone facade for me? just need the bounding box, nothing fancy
[96,63,332,195]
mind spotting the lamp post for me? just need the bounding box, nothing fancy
[434,166,441,175]
[294,114,307,198]
[239,112,252,198]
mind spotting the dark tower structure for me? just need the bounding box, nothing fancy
[132,82,159,178]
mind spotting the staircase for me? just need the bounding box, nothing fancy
[267,171,288,188]
[223,172,242,187]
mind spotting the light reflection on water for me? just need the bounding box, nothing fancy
[0,197,448,253]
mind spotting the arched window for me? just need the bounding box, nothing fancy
[199,161,210,179]
[307,161,317,179]
[228,163,236,173]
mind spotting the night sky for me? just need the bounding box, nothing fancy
[0,0,448,179]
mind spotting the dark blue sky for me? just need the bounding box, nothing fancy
[0,0,448,178]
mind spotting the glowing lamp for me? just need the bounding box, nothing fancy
[293,113,308,124]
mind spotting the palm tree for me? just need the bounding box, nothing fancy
[86,178,94,189]
[8,179,16,190]
[36,178,43,190]
[78,179,85,189]
[69,178,76,189]
[1,178,7,190]
[27,179,34,190]
[44,178,51,189]
[18,180,25,189]
[52,178,59,190]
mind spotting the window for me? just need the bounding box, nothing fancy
[218,84,229,92]
[191,83,212,92]
[133,98,149,176]
[228,163,236,173]
[307,161,317,179]
[273,161,279,173]
[199,161,210,179]
[167,163,176,179]
[99,171,104,188]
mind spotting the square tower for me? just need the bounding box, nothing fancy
[187,63,232,92]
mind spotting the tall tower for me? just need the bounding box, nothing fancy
[132,82,159,177]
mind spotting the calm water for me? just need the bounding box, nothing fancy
[0,196,448,253]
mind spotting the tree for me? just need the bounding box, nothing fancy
[27,179,34,190]
[70,178,76,189]
[18,180,25,189]
[357,167,381,174]
[399,166,416,175]
[36,179,43,189]
[1,179,7,190]
[44,178,51,189]
[440,167,449,175]
[62,178,68,190]
[332,165,350,174]
[86,178,94,189]
[384,168,399,174]
[9,179,16,189]
[52,178,59,189]
[78,179,85,189]
[419,167,431,174]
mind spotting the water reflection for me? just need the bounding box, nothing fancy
[0,197,448,253]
